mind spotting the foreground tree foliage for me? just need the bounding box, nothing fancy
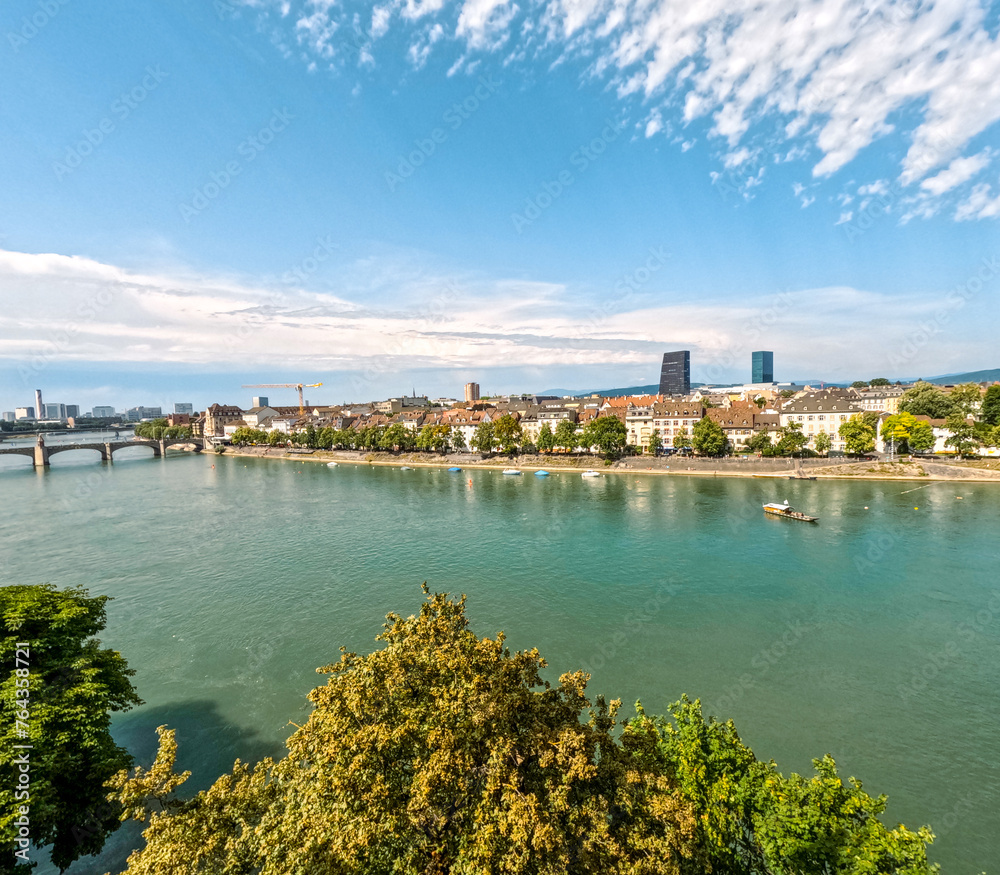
[108,591,938,875]
[0,585,142,874]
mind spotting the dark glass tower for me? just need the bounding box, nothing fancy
[752,351,774,383]
[658,350,691,395]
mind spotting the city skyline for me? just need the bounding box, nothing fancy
[1,1,998,409]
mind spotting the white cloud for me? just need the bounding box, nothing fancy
[857,179,888,197]
[834,210,852,225]
[954,182,1000,221]
[248,0,1000,220]
[920,150,992,196]
[2,248,992,383]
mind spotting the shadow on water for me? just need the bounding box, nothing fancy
[37,698,285,875]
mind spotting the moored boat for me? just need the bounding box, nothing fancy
[534,470,550,477]
[502,468,522,475]
[399,466,412,470]
[581,470,601,478]
[762,500,818,523]
[448,467,462,472]
[326,462,338,468]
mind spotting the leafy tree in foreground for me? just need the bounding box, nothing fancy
[471,421,495,456]
[625,697,937,875]
[813,431,832,455]
[1,585,143,874]
[110,590,700,875]
[647,429,662,454]
[691,416,727,456]
[673,431,692,449]
[110,591,938,875]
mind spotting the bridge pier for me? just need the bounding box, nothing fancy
[103,443,113,463]
[33,443,49,468]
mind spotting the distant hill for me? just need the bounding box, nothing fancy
[539,383,710,397]
[922,368,1000,384]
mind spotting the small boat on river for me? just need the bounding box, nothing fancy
[763,500,818,523]
[326,462,338,468]
[581,470,601,478]
[502,468,522,475]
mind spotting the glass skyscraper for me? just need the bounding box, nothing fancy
[658,350,691,395]
[752,350,774,383]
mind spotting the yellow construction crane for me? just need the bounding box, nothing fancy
[242,383,323,416]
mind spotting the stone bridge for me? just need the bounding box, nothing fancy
[0,437,205,468]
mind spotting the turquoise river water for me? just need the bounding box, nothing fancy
[1,440,998,873]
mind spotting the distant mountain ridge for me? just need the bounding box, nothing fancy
[922,368,1000,384]
[538,368,997,398]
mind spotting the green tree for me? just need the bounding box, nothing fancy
[673,431,692,449]
[380,423,412,452]
[108,590,700,875]
[869,377,891,387]
[909,420,935,453]
[775,422,808,456]
[839,415,875,455]
[471,421,495,455]
[881,412,932,454]
[581,416,628,460]
[267,429,285,447]
[899,382,956,419]
[779,389,796,399]
[813,430,832,455]
[851,380,868,389]
[553,419,579,452]
[944,413,980,456]
[981,384,1000,426]
[230,427,268,446]
[536,423,556,453]
[949,383,982,417]
[624,697,935,875]
[493,414,524,455]
[691,417,727,456]
[746,431,772,454]
[647,429,662,454]
[1,585,143,874]
[450,428,467,452]
[752,396,766,409]
[107,592,936,875]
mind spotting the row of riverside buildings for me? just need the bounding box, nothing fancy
[188,381,996,456]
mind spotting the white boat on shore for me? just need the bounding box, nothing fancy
[581,470,601,478]
[502,468,522,475]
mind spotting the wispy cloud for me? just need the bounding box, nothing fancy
[239,0,1000,220]
[1,248,993,382]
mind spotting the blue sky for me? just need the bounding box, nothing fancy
[1,0,999,412]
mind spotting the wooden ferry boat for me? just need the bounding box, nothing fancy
[763,500,818,523]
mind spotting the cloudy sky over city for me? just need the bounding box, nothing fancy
[1,0,998,410]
